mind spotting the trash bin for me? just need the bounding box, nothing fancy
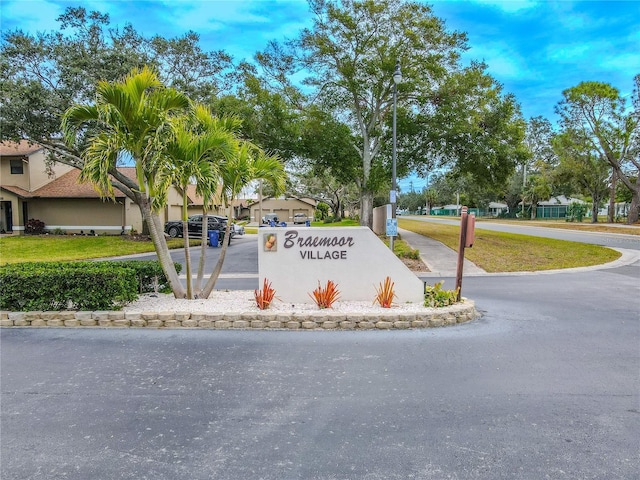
[305,220,310,227]
[208,230,219,247]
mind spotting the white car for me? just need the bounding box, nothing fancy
[293,213,308,224]
[232,223,245,235]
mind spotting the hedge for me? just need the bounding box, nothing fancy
[0,260,182,312]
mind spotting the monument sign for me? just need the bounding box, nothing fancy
[258,227,424,304]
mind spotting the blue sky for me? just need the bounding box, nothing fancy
[1,0,638,192]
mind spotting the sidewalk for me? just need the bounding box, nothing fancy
[399,228,486,277]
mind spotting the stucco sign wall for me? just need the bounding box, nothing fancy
[258,227,424,304]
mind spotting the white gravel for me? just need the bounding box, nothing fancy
[123,290,431,314]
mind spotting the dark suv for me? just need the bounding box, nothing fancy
[164,215,230,244]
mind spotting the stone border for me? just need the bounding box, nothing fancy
[1,301,477,330]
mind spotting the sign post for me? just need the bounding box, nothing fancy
[455,207,476,301]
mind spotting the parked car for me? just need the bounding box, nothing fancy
[232,223,245,235]
[261,213,279,224]
[293,213,308,224]
[164,215,229,245]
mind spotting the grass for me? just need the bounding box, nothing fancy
[399,218,621,272]
[0,235,197,265]
[381,237,420,259]
[476,218,640,235]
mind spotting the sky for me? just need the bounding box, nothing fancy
[1,0,639,193]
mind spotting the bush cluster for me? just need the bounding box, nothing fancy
[25,218,46,234]
[424,281,459,308]
[0,260,181,311]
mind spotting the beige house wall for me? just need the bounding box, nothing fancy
[29,198,125,234]
[0,150,73,192]
[30,153,74,190]
[251,198,315,223]
[1,157,30,191]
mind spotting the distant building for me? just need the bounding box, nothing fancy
[246,196,317,224]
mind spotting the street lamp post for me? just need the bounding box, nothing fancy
[389,61,402,251]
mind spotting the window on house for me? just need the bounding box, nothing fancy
[10,159,24,174]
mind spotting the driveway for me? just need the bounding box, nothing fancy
[2,233,639,479]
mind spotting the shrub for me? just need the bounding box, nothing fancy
[309,280,340,309]
[373,276,397,308]
[254,278,277,310]
[566,202,588,222]
[424,281,459,308]
[0,260,182,311]
[0,262,137,311]
[25,218,45,234]
[97,260,182,293]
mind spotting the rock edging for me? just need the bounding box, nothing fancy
[1,300,477,330]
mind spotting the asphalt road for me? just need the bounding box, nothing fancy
[1,227,639,479]
[402,216,640,251]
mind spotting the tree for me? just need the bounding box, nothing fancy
[395,63,528,191]
[398,191,426,214]
[424,188,438,214]
[257,0,470,228]
[553,130,610,223]
[1,6,237,242]
[156,105,240,298]
[61,67,191,297]
[293,168,350,220]
[555,80,640,223]
[199,142,285,299]
[517,116,555,218]
[522,174,552,219]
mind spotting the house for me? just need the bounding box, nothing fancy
[246,196,317,224]
[488,202,508,217]
[535,195,586,219]
[0,140,225,235]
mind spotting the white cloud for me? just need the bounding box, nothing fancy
[464,42,534,80]
[546,43,592,62]
[599,53,640,72]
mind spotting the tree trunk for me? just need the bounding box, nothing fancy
[360,191,374,229]
[182,220,193,299]
[198,205,234,298]
[195,207,209,292]
[608,170,616,223]
[141,201,186,298]
[629,188,640,224]
[591,201,598,223]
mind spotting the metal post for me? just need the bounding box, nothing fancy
[389,61,401,250]
[390,79,398,252]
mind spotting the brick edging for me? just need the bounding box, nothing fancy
[0,300,477,330]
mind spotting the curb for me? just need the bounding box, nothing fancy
[0,300,477,330]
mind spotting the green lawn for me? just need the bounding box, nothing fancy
[399,218,621,272]
[0,235,195,264]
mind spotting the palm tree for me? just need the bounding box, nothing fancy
[199,142,286,298]
[61,66,190,298]
[156,104,239,298]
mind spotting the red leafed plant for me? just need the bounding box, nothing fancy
[309,280,341,309]
[373,276,397,308]
[254,278,276,310]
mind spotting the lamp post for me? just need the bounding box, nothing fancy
[389,61,402,251]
